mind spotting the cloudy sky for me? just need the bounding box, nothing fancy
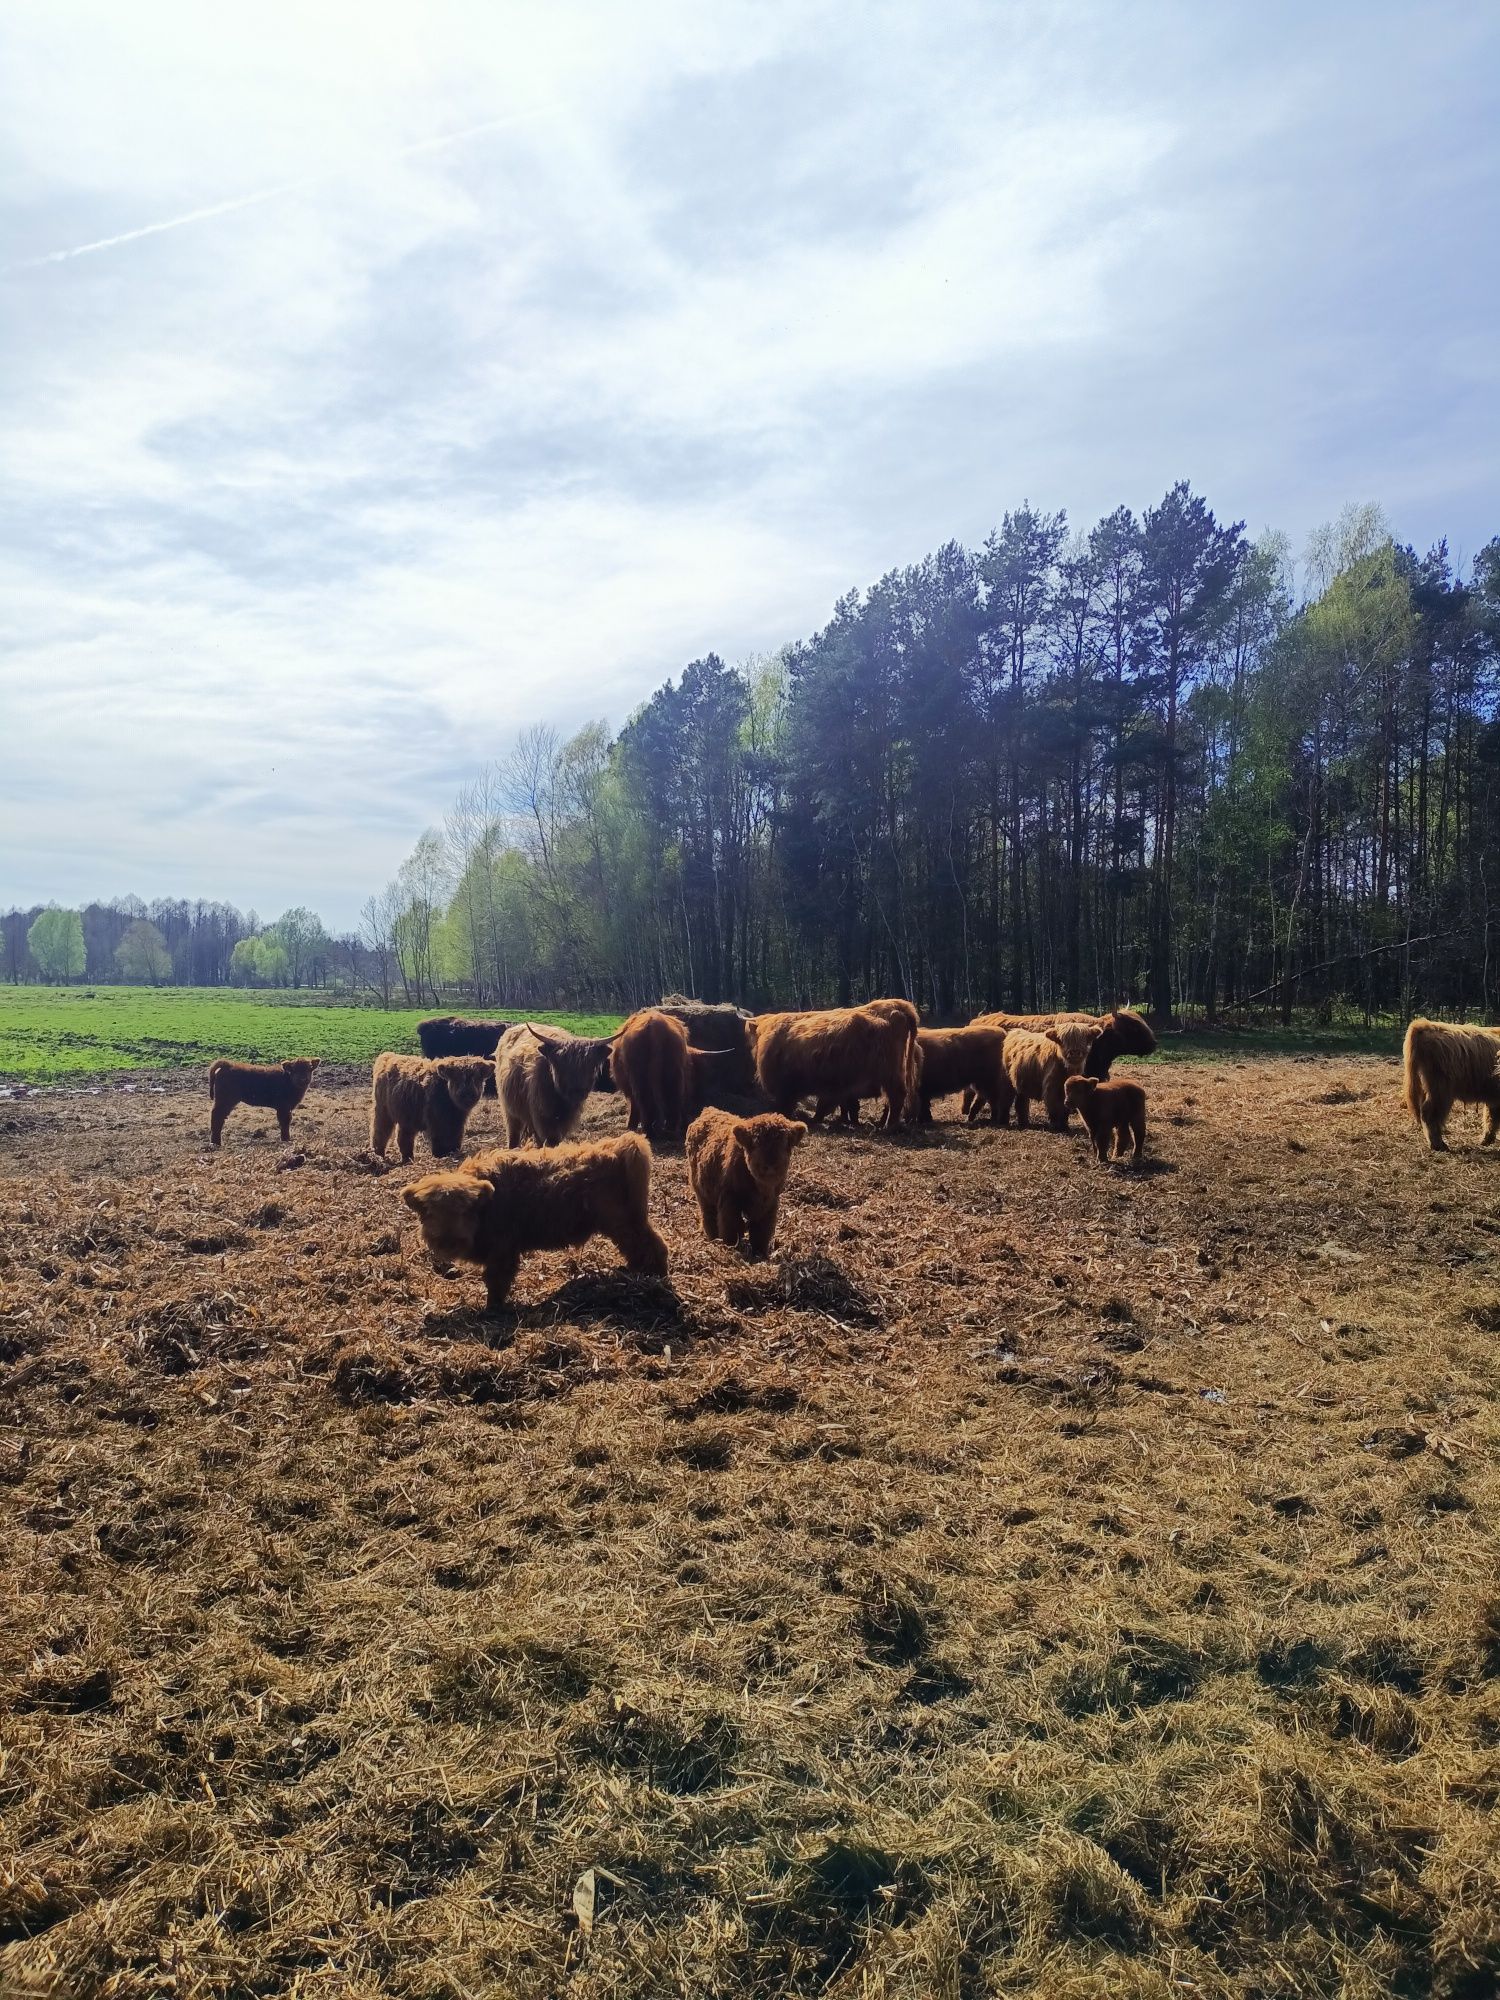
[4,1,1497,930]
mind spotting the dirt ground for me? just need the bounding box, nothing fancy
[1,1059,1497,1999]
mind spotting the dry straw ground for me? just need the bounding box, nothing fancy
[1,1058,1497,1999]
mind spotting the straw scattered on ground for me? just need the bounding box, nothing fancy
[1,1057,1497,1997]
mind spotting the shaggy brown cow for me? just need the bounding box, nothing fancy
[417,1013,511,1091]
[1049,1017,1104,1081]
[1064,1074,1147,1164]
[609,1008,735,1140]
[495,1023,619,1147]
[208,1057,318,1147]
[747,1000,915,1130]
[685,1107,807,1256]
[1003,1028,1070,1130]
[370,1052,491,1163]
[402,1133,669,1311]
[911,1025,1013,1124]
[961,1007,1154,1112]
[1402,1017,1500,1151]
[803,997,921,1127]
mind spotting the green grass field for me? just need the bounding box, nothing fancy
[0,986,1405,1084]
[0,987,620,1083]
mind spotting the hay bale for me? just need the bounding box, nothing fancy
[654,994,759,1101]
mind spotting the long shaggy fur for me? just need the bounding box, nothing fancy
[747,1000,915,1129]
[1402,1017,1500,1151]
[1002,1028,1070,1130]
[1065,1073,1147,1164]
[912,1026,1013,1124]
[963,1007,1153,1101]
[1049,1018,1104,1078]
[401,1132,668,1311]
[685,1108,806,1256]
[370,1052,491,1163]
[207,1057,318,1147]
[495,1023,618,1147]
[611,1008,694,1141]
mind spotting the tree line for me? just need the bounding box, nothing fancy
[2,900,345,990]
[368,487,1500,1022]
[10,484,1498,1021]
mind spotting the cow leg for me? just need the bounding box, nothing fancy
[717,1195,744,1248]
[277,1108,291,1143]
[1014,1096,1030,1129]
[697,1194,719,1240]
[370,1104,393,1157]
[483,1246,523,1313]
[614,1217,670,1278]
[397,1121,417,1164]
[210,1101,228,1148]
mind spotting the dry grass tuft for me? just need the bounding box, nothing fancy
[2,1057,1499,1997]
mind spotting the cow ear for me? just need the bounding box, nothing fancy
[789,1121,808,1144]
[464,1180,494,1211]
[732,1121,758,1148]
[401,1185,424,1211]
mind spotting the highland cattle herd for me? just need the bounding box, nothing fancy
[200,1004,1500,1315]
[208,997,1166,1315]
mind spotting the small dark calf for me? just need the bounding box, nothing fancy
[208,1058,319,1147]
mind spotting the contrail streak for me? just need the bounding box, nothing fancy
[8,114,517,272]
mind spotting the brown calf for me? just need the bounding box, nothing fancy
[208,1057,319,1147]
[685,1107,806,1256]
[370,1052,491,1162]
[1064,1074,1147,1164]
[402,1132,669,1311]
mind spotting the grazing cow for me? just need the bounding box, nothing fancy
[495,1023,618,1147]
[402,1133,669,1312]
[911,1026,1013,1125]
[1402,1017,1500,1151]
[685,1107,806,1256]
[1065,1074,1147,1165]
[370,1052,491,1162]
[1002,1028,1070,1130]
[747,1000,915,1130]
[654,995,759,1099]
[417,1014,511,1091]
[208,1057,319,1148]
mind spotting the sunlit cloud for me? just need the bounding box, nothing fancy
[3,0,1496,926]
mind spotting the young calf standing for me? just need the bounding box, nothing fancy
[685,1107,806,1256]
[370,1052,492,1162]
[208,1057,319,1147]
[402,1132,669,1311]
[1064,1074,1147,1165]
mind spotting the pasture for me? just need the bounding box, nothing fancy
[0,987,618,1085]
[1,1055,1497,1999]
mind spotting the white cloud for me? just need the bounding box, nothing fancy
[2,0,1496,926]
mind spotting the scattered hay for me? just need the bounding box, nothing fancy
[726,1253,881,1324]
[1,1056,1498,2000]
